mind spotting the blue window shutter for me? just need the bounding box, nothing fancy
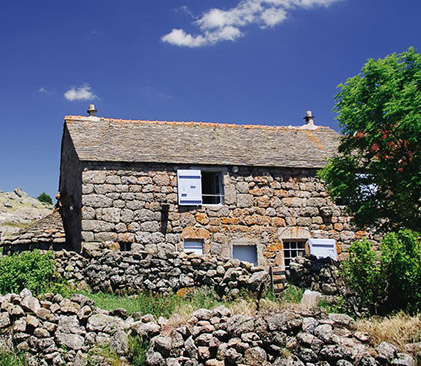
[177,170,202,206]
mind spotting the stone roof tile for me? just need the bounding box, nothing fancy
[65,116,340,168]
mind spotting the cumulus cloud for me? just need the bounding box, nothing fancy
[162,0,342,47]
[64,84,98,101]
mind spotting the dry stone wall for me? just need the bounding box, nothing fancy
[0,290,416,366]
[78,163,360,268]
[146,307,416,366]
[54,249,270,297]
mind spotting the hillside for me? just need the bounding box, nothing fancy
[0,188,54,240]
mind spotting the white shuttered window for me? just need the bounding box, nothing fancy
[177,170,202,206]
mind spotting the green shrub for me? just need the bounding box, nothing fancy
[343,229,421,315]
[380,230,421,314]
[37,192,53,205]
[0,250,55,295]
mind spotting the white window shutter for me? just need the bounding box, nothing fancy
[308,239,338,260]
[177,170,202,206]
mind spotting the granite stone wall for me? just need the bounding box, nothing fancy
[53,249,270,297]
[77,162,361,268]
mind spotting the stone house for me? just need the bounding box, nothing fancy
[59,108,357,269]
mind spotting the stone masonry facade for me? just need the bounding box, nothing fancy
[78,162,360,268]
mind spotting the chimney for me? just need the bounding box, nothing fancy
[301,110,317,129]
[87,104,97,117]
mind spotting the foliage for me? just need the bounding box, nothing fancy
[0,351,27,366]
[343,229,421,314]
[0,250,55,295]
[37,192,53,205]
[319,47,421,232]
[279,285,304,303]
[129,335,150,366]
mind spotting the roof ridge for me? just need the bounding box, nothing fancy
[65,115,333,131]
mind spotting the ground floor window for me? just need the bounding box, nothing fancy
[283,240,306,268]
[119,242,132,251]
[183,239,204,255]
[233,245,258,266]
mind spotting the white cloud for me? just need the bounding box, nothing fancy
[162,0,342,47]
[38,87,48,94]
[64,84,98,101]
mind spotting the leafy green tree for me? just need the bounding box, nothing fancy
[37,192,53,205]
[319,48,421,232]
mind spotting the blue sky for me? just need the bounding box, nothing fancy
[0,0,420,199]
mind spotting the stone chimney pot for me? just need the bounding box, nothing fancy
[87,104,97,117]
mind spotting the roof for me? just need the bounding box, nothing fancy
[1,210,65,246]
[64,116,340,168]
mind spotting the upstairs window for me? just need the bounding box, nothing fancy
[202,172,223,204]
[177,169,223,206]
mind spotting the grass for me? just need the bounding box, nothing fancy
[0,351,27,366]
[87,345,121,366]
[357,312,421,351]
[129,336,150,366]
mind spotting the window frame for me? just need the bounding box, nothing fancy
[177,168,225,207]
[282,240,307,269]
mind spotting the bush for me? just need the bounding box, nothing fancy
[37,192,53,205]
[344,229,421,315]
[0,250,55,295]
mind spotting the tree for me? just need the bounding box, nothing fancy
[319,48,421,232]
[37,192,53,205]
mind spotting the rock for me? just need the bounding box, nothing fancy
[266,311,302,333]
[227,315,255,336]
[131,321,161,337]
[300,290,322,308]
[274,355,305,366]
[20,291,41,314]
[34,327,50,338]
[376,341,398,363]
[0,313,11,328]
[146,349,165,366]
[328,313,356,329]
[26,314,39,329]
[110,330,129,355]
[87,313,124,334]
[247,271,268,290]
[154,336,172,357]
[314,324,333,343]
[391,353,415,366]
[192,309,212,321]
[243,347,267,365]
[55,333,85,350]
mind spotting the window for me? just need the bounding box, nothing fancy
[283,240,306,268]
[183,239,203,255]
[202,172,223,204]
[177,169,223,206]
[119,242,132,252]
[233,245,258,266]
